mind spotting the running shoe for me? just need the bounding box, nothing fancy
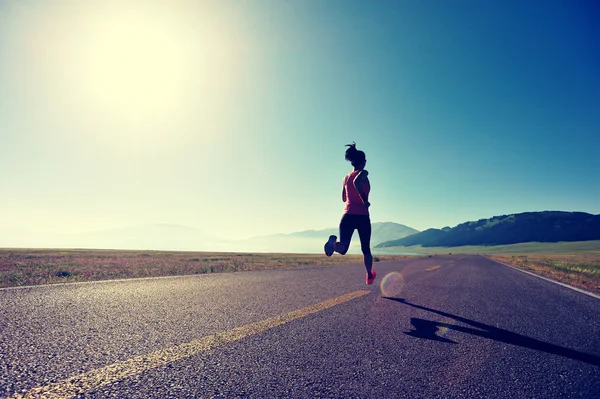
[366,269,377,285]
[324,235,337,256]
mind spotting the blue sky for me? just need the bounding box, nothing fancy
[1,0,599,242]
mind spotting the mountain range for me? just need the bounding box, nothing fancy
[0,222,418,254]
[0,224,220,252]
[4,211,598,252]
[375,211,600,248]
[231,222,419,253]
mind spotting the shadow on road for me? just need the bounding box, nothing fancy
[404,317,458,344]
[384,297,600,367]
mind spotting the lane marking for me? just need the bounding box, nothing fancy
[7,290,371,399]
[486,257,600,300]
[425,265,441,271]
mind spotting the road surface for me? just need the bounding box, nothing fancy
[1,255,599,398]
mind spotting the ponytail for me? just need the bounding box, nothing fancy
[344,141,366,166]
[344,141,358,162]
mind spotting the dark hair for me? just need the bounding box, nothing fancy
[345,141,366,167]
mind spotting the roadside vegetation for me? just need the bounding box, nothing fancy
[487,254,600,294]
[2,246,599,295]
[0,249,414,288]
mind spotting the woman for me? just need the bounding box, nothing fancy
[324,142,375,284]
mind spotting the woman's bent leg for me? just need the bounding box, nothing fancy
[335,214,355,255]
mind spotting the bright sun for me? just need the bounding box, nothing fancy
[71,7,194,129]
[24,2,244,149]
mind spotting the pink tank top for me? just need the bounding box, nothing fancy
[343,170,370,215]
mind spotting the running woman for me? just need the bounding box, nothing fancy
[324,142,375,284]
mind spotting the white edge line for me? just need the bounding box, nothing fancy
[0,273,216,292]
[484,256,600,300]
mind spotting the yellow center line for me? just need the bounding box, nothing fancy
[426,265,441,271]
[8,290,371,399]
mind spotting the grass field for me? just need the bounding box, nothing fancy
[0,249,414,288]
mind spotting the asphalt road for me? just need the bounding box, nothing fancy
[1,255,599,398]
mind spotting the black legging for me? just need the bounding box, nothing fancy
[335,213,373,274]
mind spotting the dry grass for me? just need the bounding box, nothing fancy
[488,254,600,294]
[0,249,415,288]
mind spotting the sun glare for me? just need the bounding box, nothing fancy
[73,8,193,127]
[14,2,247,151]
[42,3,246,148]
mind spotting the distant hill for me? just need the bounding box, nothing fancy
[233,222,419,254]
[375,211,600,248]
[0,224,225,251]
[1,222,418,253]
[279,222,418,245]
[67,224,223,251]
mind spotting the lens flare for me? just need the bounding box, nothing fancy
[436,318,454,338]
[380,271,405,298]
